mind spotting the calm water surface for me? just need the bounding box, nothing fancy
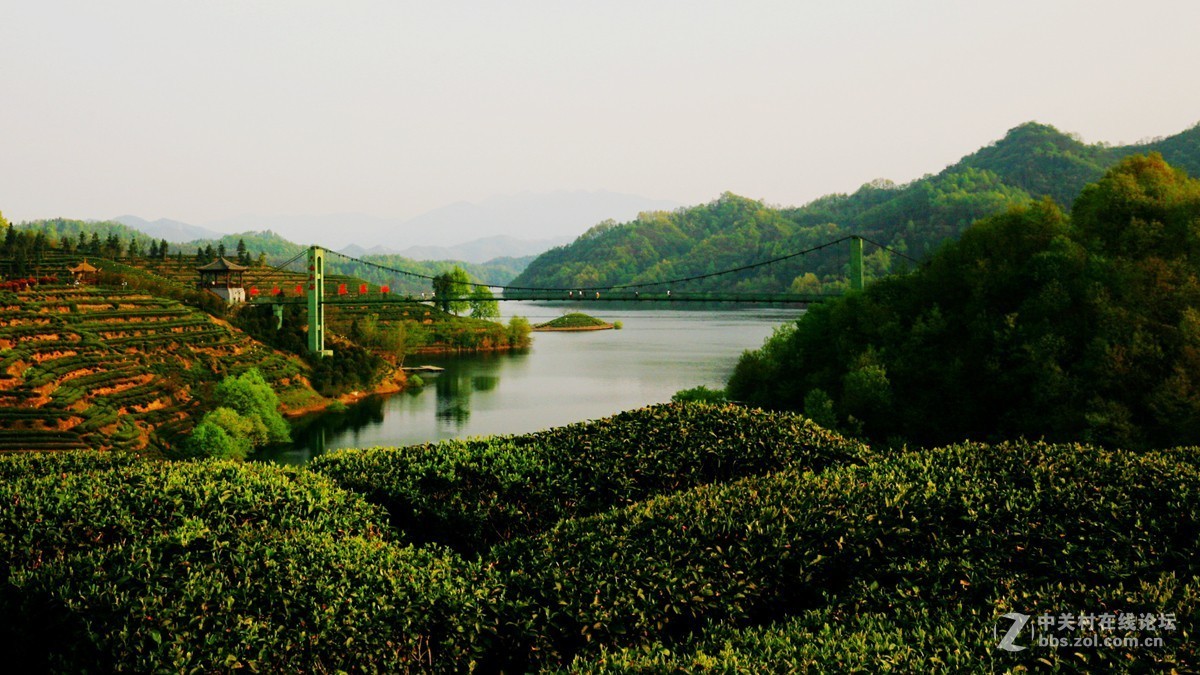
[263,303,801,464]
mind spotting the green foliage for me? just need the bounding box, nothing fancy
[177,369,291,459]
[802,387,837,429]
[214,368,290,444]
[345,313,413,360]
[432,266,472,315]
[468,285,500,319]
[670,385,727,404]
[310,403,867,555]
[506,315,532,348]
[181,418,248,460]
[730,155,1200,449]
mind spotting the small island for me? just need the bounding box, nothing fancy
[533,312,617,332]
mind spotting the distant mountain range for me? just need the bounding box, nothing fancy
[339,234,574,264]
[200,190,681,251]
[512,121,1200,293]
[113,215,227,243]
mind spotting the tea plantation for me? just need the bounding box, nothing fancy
[0,284,319,454]
[1,403,1195,672]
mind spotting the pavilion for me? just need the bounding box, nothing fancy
[67,260,98,284]
[196,257,248,303]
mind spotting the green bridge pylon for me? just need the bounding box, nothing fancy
[307,246,333,357]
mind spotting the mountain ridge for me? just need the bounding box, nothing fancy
[113,215,227,243]
[511,121,1200,294]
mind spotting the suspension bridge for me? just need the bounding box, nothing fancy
[237,235,914,355]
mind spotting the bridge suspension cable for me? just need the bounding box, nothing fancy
[243,249,309,285]
[320,234,913,294]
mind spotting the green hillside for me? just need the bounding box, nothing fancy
[729,153,1200,451]
[0,220,535,454]
[512,121,1200,294]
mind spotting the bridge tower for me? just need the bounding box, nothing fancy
[307,246,333,356]
[849,236,864,292]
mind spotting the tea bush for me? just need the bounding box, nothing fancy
[3,431,1198,671]
[490,442,1200,669]
[0,453,496,673]
[571,572,1199,673]
[311,403,869,554]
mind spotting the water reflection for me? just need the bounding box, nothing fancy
[433,357,513,427]
[435,369,473,426]
[265,395,389,465]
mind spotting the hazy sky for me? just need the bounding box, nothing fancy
[3,1,1199,233]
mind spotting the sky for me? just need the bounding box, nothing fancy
[2,1,1199,240]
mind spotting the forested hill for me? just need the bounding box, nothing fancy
[511,121,1200,293]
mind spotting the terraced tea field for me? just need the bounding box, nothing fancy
[0,285,319,453]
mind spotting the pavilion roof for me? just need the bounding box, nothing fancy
[68,260,98,273]
[196,257,249,272]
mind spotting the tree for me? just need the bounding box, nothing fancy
[197,407,256,459]
[179,420,242,460]
[127,238,140,260]
[217,242,227,259]
[148,240,160,259]
[506,316,532,348]
[104,233,121,258]
[236,238,249,265]
[432,266,473,315]
[469,285,500,318]
[214,368,290,444]
[159,238,169,260]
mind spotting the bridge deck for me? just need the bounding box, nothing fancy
[252,291,836,305]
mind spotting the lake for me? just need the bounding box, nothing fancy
[261,302,802,464]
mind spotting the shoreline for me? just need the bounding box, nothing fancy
[280,341,527,419]
[282,370,405,419]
